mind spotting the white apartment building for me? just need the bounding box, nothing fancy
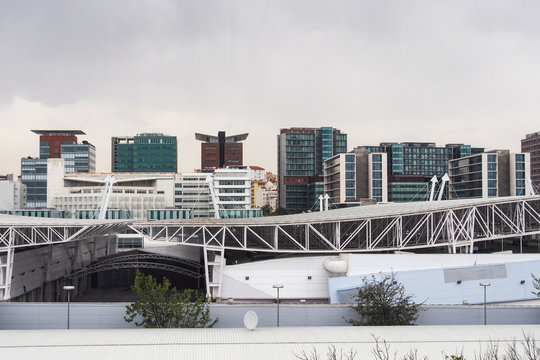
[0,175,26,210]
[46,159,175,219]
[324,148,388,205]
[248,166,267,181]
[175,168,260,218]
[449,150,531,199]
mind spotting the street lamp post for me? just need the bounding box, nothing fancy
[63,285,75,329]
[479,282,491,325]
[272,284,284,327]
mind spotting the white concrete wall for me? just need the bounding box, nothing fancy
[217,253,540,303]
[216,255,340,300]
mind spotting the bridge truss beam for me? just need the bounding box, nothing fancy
[131,198,540,254]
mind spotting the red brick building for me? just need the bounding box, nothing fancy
[195,132,248,171]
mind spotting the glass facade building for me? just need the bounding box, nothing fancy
[111,133,177,173]
[360,142,483,202]
[61,142,96,173]
[278,127,347,213]
[21,130,95,208]
[21,158,48,208]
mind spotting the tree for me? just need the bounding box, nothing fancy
[272,207,288,216]
[261,204,273,216]
[125,271,218,328]
[347,274,421,326]
[533,273,540,297]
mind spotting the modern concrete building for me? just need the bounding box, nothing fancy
[111,133,177,173]
[46,159,175,220]
[0,175,26,210]
[521,131,540,189]
[175,169,261,218]
[174,173,215,218]
[195,132,248,172]
[324,148,388,205]
[278,127,347,212]
[21,130,95,208]
[449,150,531,199]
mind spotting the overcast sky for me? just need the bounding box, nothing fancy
[1,0,539,176]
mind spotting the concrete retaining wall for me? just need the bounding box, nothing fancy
[0,303,538,329]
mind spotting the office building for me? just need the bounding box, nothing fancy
[449,150,531,199]
[195,132,248,171]
[21,130,95,208]
[174,169,261,218]
[33,130,84,159]
[277,127,347,212]
[111,133,177,173]
[324,148,388,205]
[61,141,96,173]
[358,142,483,202]
[521,131,540,189]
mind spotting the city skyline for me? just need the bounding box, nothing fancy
[1,1,539,176]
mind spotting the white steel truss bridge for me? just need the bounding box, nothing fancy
[131,196,540,255]
[130,196,540,297]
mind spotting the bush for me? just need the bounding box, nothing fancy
[124,270,217,328]
[347,273,421,326]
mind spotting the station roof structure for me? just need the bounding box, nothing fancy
[140,195,540,226]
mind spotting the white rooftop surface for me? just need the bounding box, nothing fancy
[143,195,540,226]
[1,325,539,359]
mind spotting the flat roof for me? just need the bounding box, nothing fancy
[31,130,86,135]
[0,325,538,359]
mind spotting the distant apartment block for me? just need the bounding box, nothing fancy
[21,130,95,208]
[324,148,388,205]
[111,133,177,173]
[357,142,483,202]
[521,131,540,189]
[195,132,248,172]
[449,150,530,199]
[278,127,347,212]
